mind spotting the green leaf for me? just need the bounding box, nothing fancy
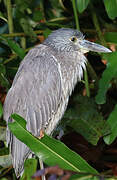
[103,0,117,19]
[6,39,25,59]
[20,159,37,180]
[0,102,3,118]
[104,104,117,145]
[33,10,44,22]
[0,36,25,59]
[15,0,30,13]
[43,28,52,39]
[77,0,90,13]
[11,114,26,129]
[104,32,117,44]
[64,96,110,145]
[95,52,117,104]
[8,114,97,174]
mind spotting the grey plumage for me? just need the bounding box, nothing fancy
[3,28,111,177]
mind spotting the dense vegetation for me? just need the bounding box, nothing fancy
[0,0,117,179]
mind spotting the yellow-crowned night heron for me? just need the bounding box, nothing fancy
[4,28,111,177]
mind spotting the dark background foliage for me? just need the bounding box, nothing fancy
[0,0,117,179]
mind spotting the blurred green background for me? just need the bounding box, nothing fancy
[1,0,117,179]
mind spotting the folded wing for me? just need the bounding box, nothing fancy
[4,45,62,177]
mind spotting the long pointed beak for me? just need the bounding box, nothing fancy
[79,40,112,53]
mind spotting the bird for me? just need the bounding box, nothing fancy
[3,28,111,177]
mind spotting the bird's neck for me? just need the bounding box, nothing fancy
[55,51,87,96]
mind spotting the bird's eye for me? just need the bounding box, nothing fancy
[70,36,77,42]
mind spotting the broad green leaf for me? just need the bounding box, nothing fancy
[64,96,110,145]
[77,0,90,13]
[0,36,25,59]
[8,113,97,174]
[11,114,26,129]
[0,102,3,118]
[95,52,117,104]
[20,159,37,180]
[103,0,117,19]
[104,32,117,44]
[104,104,117,145]
[0,126,6,141]
[0,154,12,168]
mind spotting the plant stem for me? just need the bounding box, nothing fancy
[6,0,14,34]
[71,0,90,97]
[90,3,106,46]
[21,37,26,49]
[2,30,43,37]
[84,69,90,97]
[71,0,80,30]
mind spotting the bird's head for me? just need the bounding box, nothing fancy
[43,28,111,53]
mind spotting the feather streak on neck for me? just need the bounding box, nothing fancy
[59,52,87,96]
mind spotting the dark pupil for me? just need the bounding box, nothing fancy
[71,37,76,42]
